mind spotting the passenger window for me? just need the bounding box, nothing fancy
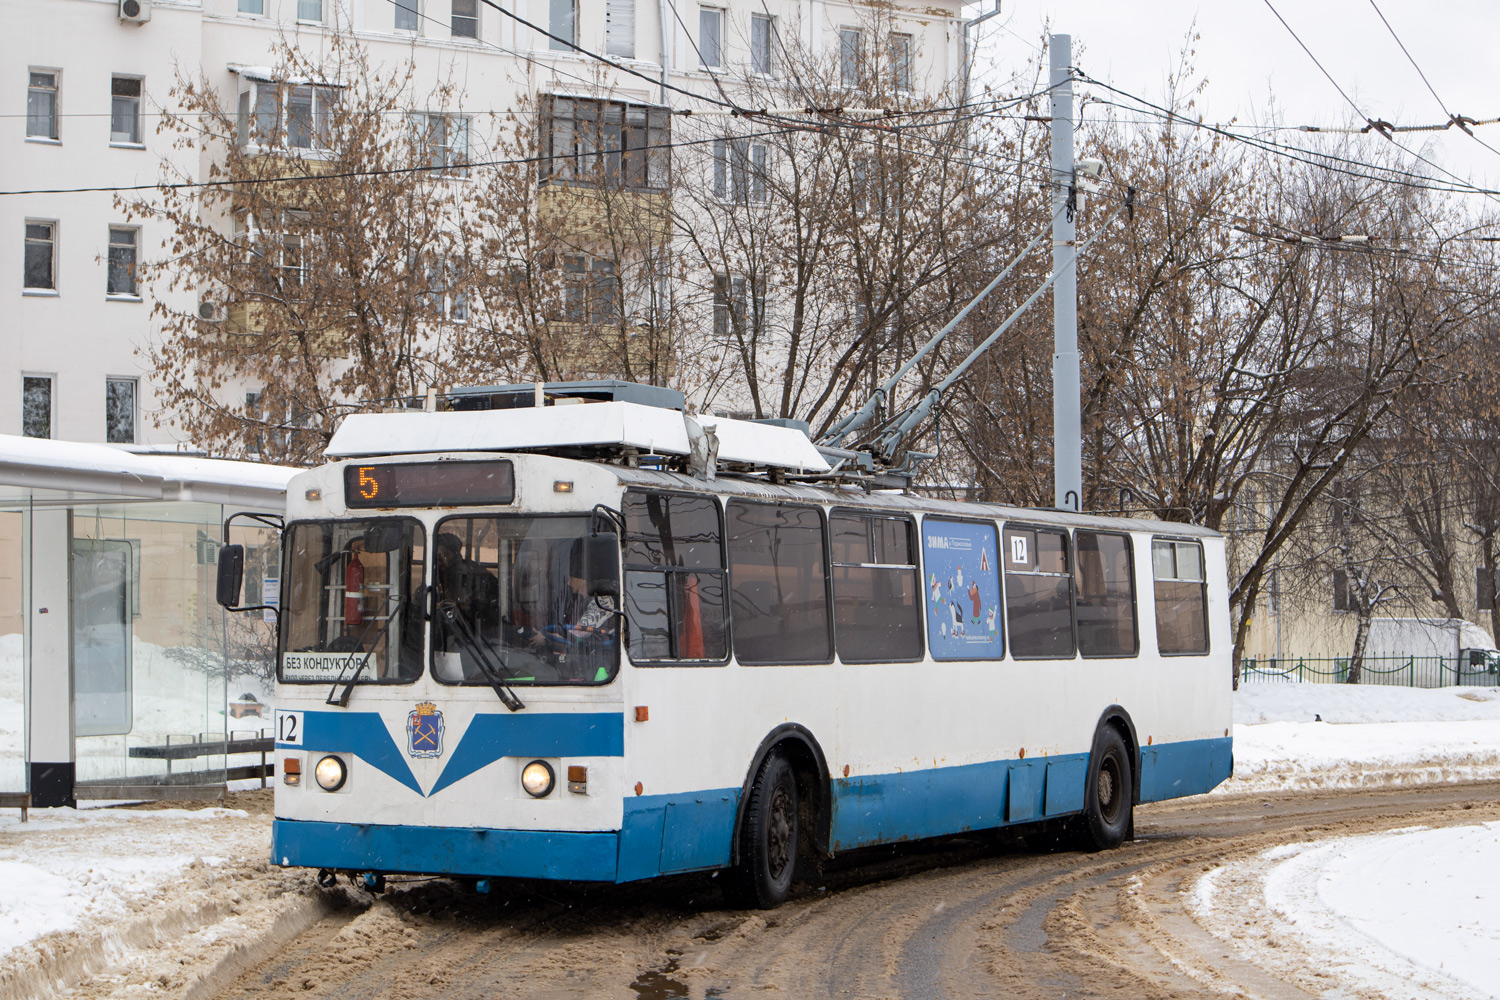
[921,518,1003,660]
[623,492,729,662]
[1152,538,1209,654]
[831,512,922,662]
[1075,531,1138,657]
[1003,526,1075,658]
[726,501,831,664]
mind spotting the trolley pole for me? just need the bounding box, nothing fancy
[1050,33,1082,512]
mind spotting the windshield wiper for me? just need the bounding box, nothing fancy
[436,600,525,712]
[325,592,406,707]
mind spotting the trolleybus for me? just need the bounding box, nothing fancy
[218,382,1232,908]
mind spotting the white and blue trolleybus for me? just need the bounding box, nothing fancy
[217,382,1232,908]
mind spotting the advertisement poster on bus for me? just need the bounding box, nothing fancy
[922,519,1003,660]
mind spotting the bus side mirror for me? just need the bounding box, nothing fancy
[217,544,245,608]
[585,531,619,601]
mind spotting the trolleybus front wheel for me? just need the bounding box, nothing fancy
[732,752,798,909]
[1080,727,1133,851]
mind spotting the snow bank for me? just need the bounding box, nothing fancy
[0,805,253,958]
[1236,680,1500,724]
[1224,682,1500,795]
[1190,823,1500,1000]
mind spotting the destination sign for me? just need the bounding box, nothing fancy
[343,460,514,509]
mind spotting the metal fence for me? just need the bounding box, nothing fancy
[1241,655,1499,688]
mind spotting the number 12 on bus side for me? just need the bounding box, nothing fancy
[276,710,304,745]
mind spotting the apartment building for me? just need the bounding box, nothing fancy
[2,0,966,449]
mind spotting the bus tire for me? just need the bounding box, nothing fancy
[1080,726,1133,851]
[733,752,798,909]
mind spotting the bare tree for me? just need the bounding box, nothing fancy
[125,30,479,464]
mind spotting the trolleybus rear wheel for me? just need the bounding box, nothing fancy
[735,752,798,909]
[1080,727,1133,850]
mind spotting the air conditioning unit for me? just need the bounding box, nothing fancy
[119,0,151,23]
[197,299,225,323]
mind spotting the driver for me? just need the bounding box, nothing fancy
[434,532,500,636]
[532,570,616,650]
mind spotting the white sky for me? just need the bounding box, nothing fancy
[974,0,1500,197]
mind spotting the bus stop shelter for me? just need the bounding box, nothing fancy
[0,435,295,811]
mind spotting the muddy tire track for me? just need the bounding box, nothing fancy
[190,781,1500,1000]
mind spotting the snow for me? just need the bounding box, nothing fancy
[324,401,833,472]
[1190,681,1500,1000]
[0,430,297,504]
[1189,822,1500,999]
[0,806,250,958]
[0,678,1497,999]
[1223,682,1500,794]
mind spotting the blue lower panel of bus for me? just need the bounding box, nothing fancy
[827,737,1231,850]
[272,737,1230,881]
[273,819,622,880]
[1138,736,1234,802]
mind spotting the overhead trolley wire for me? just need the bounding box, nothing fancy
[1259,0,1500,205]
[1362,0,1500,165]
[1074,77,1500,199]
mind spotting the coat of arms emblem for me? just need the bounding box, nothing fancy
[407,702,444,758]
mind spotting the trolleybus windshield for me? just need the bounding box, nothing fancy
[279,519,427,684]
[431,515,619,687]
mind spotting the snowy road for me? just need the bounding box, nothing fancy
[1,683,1497,999]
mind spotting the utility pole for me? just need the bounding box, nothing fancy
[1050,33,1081,511]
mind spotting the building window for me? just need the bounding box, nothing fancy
[27,71,58,140]
[107,227,139,296]
[410,112,470,175]
[605,0,635,58]
[699,7,722,68]
[105,378,137,444]
[713,138,767,204]
[238,0,263,14]
[25,220,57,290]
[425,260,469,322]
[110,77,142,145]
[452,0,477,37]
[395,0,420,32]
[713,274,764,340]
[1332,568,1352,612]
[549,0,577,50]
[750,13,774,75]
[839,28,862,86]
[541,95,670,191]
[237,81,338,150]
[558,254,619,324]
[1479,565,1496,613]
[278,232,308,295]
[890,33,912,92]
[24,221,57,291]
[22,376,52,439]
[298,0,323,21]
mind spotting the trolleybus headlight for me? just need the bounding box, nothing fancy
[521,760,555,798]
[314,755,348,792]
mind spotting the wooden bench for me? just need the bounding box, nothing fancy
[85,735,279,800]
